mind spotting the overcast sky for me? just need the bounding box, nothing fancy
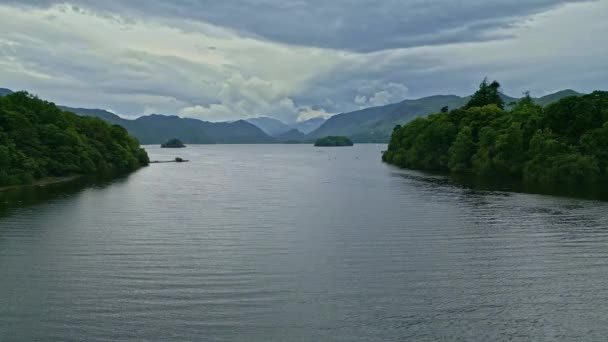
[0,0,606,122]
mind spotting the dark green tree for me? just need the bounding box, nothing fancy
[0,91,149,187]
[383,81,608,187]
[448,126,475,172]
[465,78,505,110]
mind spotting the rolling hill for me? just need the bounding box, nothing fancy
[274,129,308,143]
[2,87,583,145]
[291,117,326,134]
[534,89,581,106]
[246,117,291,136]
[308,90,583,143]
[247,116,326,136]
[62,107,274,144]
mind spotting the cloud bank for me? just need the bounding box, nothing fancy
[0,0,606,122]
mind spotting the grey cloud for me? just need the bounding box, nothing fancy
[0,0,606,124]
[1,0,591,52]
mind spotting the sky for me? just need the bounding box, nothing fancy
[0,0,606,123]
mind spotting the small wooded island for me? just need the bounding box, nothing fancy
[0,91,149,187]
[161,138,186,148]
[314,136,354,147]
[383,78,608,186]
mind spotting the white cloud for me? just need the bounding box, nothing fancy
[296,107,333,122]
[354,95,368,105]
[0,3,347,122]
[354,82,409,107]
[0,1,606,123]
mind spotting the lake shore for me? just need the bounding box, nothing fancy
[0,175,82,192]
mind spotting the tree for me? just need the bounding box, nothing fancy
[448,126,475,172]
[0,91,149,187]
[383,84,608,187]
[492,122,525,176]
[471,127,498,175]
[465,78,505,110]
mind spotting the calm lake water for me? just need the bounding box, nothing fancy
[2,144,608,341]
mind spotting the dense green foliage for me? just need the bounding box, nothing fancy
[464,79,505,110]
[0,92,149,187]
[383,81,608,185]
[314,136,354,147]
[161,138,186,148]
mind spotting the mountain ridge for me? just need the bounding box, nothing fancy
[246,116,326,136]
[0,88,14,96]
[308,90,584,142]
[1,87,583,144]
[246,117,291,136]
[61,107,274,144]
[0,89,276,145]
[274,129,308,143]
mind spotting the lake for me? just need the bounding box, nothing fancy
[2,144,608,341]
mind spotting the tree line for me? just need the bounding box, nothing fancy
[383,79,608,185]
[0,91,149,186]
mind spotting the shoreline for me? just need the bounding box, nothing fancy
[0,175,82,192]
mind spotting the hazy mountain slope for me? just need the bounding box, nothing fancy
[308,102,401,140]
[274,129,307,143]
[247,116,326,136]
[0,88,13,96]
[14,87,585,144]
[127,115,214,144]
[200,119,275,144]
[535,89,582,106]
[63,107,274,144]
[246,117,291,136]
[59,107,125,124]
[292,117,326,134]
[309,90,582,143]
[309,96,466,142]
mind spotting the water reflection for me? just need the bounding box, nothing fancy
[0,173,137,218]
[390,166,608,202]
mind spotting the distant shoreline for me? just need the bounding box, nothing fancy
[0,175,82,192]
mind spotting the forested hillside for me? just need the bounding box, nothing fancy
[383,79,608,185]
[0,92,149,187]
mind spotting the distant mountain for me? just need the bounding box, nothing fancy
[308,95,470,142]
[246,117,291,136]
[535,89,582,106]
[292,117,326,134]
[307,102,400,142]
[247,116,326,136]
[308,90,582,143]
[7,86,583,145]
[0,88,14,96]
[61,107,124,123]
[364,95,470,142]
[62,107,274,144]
[274,129,307,143]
